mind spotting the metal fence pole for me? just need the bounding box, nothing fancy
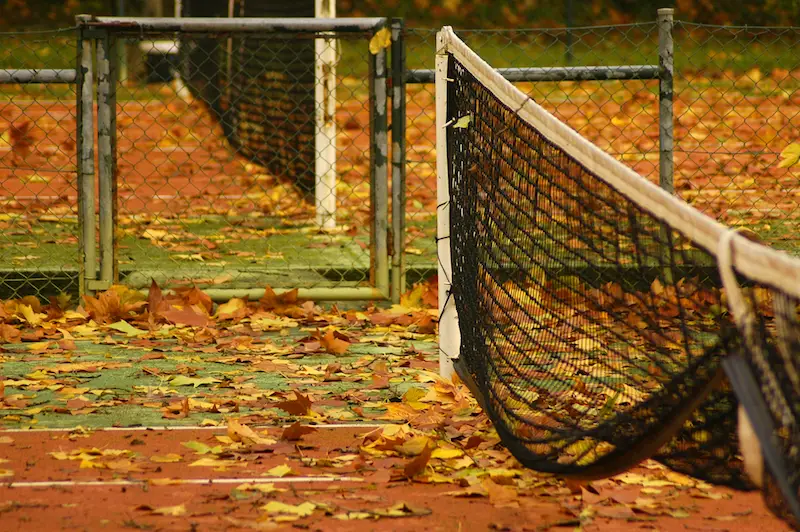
[391,18,406,304]
[370,32,390,298]
[97,29,117,289]
[658,8,675,194]
[76,15,97,296]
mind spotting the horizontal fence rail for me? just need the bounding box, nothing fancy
[84,16,387,33]
[0,69,77,83]
[406,64,660,84]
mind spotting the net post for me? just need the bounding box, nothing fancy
[315,0,338,230]
[76,15,97,297]
[658,8,674,194]
[97,28,117,289]
[390,18,406,304]
[369,27,391,297]
[436,28,459,379]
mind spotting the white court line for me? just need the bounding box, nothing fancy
[3,476,364,488]
[0,423,391,434]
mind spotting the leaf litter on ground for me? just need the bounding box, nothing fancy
[0,279,761,528]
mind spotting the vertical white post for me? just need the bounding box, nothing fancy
[171,0,191,101]
[436,28,458,379]
[315,0,338,229]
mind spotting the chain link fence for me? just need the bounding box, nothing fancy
[0,28,79,300]
[675,22,800,252]
[403,17,800,284]
[1,15,800,300]
[404,23,663,285]
[81,17,392,301]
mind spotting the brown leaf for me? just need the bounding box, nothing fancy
[403,442,433,478]
[162,306,210,327]
[483,478,519,508]
[280,422,318,441]
[320,328,350,355]
[10,121,32,158]
[275,392,313,416]
[368,374,390,389]
[174,287,213,314]
[260,286,301,314]
[0,324,21,343]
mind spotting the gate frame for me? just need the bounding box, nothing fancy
[76,15,395,302]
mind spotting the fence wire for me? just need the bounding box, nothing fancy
[404,24,662,283]
[1,20,800,301]
[675,22,800,253]
[0,28,78,301]
[405,21,800,283]
[110,29,381,295]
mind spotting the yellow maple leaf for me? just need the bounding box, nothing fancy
[778,142,800,168]
[265,464,293,477]
[261,501,316,517]
[368,27,392,55]
[431,448,464,460]
[151,503,187,516]
[150,454,182,463]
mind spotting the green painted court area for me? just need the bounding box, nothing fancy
[0,323,439,430]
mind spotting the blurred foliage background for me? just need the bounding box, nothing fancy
[1,0,800,31]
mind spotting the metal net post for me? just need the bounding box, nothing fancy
[370,28,390,297]
[658,8,675,194]
[76,16,97,296]
[391,18,407,303]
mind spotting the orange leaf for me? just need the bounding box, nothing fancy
[162,306,210,327]
[483,478,519,508]
[174,287,213,314]
[275,392,313,416]
[403,443,433,478]
[280,422,318,441]
[320,329,350,355]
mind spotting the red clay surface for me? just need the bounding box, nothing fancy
[0,426,792,532]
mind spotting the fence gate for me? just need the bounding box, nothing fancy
[77,16,398,301]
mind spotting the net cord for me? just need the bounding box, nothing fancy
[435,26,800,300]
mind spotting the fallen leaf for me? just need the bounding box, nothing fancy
[403,442,433,478]
[151,503,187,516]
[274,392,313,416]
[280,422,318,441]
[108,320,147,337]
[261,501,316,517]
[265,464,293,477]
[150,454,182,463]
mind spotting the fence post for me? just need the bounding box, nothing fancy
[315,0,338,230]
[658,8,674,194]
[97,29,117,289]
[370,29,390,298]
[390,18,406,304]
[76,15,97,297]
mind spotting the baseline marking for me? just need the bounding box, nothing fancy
[3,476,364,488]
[0,423,391,434]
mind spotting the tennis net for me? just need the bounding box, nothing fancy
[436,26,800,522]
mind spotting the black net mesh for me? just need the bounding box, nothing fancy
[181,0,317,193]
[727,283,800,525]
[444,51,751,487]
